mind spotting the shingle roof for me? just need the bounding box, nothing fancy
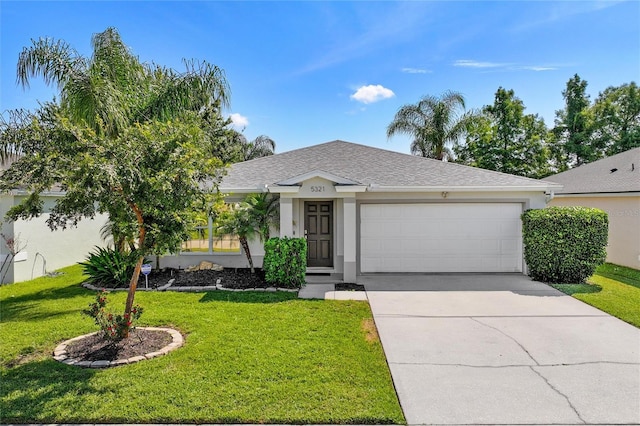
[220,140,557,191]
[543,148,640,194]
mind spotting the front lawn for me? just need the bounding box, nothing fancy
[549,263,640,328]
[0,266,404,424]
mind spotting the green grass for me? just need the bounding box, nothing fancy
[0,266,404,424]
[549,263,640,328]
[593,262,640,290]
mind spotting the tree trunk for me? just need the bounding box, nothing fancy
[123,202,145,338]
[124,255,144,333]
[240,236,254,274]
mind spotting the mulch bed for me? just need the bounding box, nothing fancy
[65,329,172,362]
[135,268,269,289]
[335,282,365,291]
[106,268,364,291]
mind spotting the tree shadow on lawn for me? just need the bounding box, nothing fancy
[199,290,298,304]
[550,283,603,296]
[0,284,89,323]
[595,272,640,290]
[0,359,98,423]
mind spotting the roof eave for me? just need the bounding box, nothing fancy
[10,189,66,197]
[276,169,360,186]
[554,191,640,198]
[218,186,270,194]
[367,184,563,192]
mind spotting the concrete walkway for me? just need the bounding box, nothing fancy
[362,274,640,425]
[298,281,368,300]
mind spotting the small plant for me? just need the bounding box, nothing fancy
[79,246,141,288]
[83,290,143,340]
[263,237,307,288]
[0,233,26,284]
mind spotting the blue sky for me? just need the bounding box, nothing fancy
[1,1,638,154]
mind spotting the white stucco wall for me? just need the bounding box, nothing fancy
[11,213,108,282]
[0,194,108,283]
[159,186,550,278]
[549,195,640,270]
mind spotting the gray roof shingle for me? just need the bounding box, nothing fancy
[220,140,557,191]
[544,148,640,194]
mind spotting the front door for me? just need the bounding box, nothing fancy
[305,201,333,267]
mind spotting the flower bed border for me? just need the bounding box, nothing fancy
[82,280,300,293]
[52,327,183,368]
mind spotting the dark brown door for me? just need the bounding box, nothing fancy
[305,201,333,267]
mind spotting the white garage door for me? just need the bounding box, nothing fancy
[360,203,523,273]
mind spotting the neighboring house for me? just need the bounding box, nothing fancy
[544,147,640,270]
[163,140,561,282]
[0,190,107,283]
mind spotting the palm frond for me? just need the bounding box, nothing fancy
[243,135,276,160]
[389,91,475,160]
[17,38,85,90]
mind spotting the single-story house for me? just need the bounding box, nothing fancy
[0,190,107,283]
[544,147,640,270]
[163,140,562,282]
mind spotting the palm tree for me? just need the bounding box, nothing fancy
[0,110,29,166]
[387,90,476,161]
[215,203,258,273]
[214,193,279,274]
[245,192,279,241]
[15,27,229,328]
[228,131,275,161]
[17,27,229,138]
[100,219,136,253]
[242,135,276,160]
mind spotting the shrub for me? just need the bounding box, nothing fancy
[263,237,307,288]
[83,290,143,341]
[522,207,608,283]
[79,246,141,288]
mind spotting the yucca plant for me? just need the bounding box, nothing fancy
[79,246,142,288]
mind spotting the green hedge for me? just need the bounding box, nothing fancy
[263,237,307,288]
[522,206,608,283]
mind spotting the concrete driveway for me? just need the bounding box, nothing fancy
[361,274,640,425]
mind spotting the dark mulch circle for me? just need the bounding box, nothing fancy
[134,268,269,289]
[65,329,172,362]
[335,282,366,291]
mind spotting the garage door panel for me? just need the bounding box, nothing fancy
[501,239,520,253]
[360,203,522,273]
[381,205,403,218]
[402,239,423,252]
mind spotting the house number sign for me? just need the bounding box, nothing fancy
[310,185,325,192]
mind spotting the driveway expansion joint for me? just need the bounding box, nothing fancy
[374,314,610,319]
[390,361,640,369]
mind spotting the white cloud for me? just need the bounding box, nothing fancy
[229,113,249,129]
[453,59,507,68]
[517,65,557,71]
[350,84,395,104]
[454,59,560,72]
[402,67,431,74]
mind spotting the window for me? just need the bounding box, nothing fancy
[213,234,240,253]
[181,224,210,253]
[181,216,240,254]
